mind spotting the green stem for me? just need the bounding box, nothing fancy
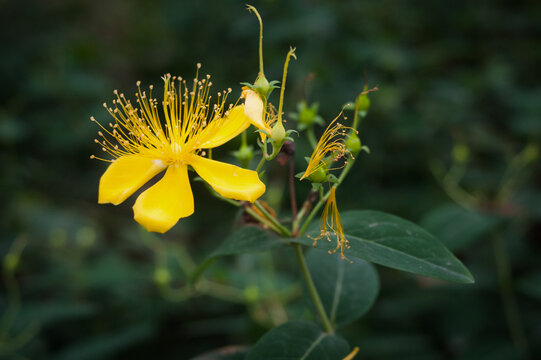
[293,243,334,333]
[306,127,318,149]
[189,257,217,285]
[255,154,266,173]
[254,200,292,237]
[277,48,296,124]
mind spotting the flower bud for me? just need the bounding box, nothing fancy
[154,268,171,286]
[345,131,362,154]
[233,144,254,168]
[254,74,271,98]
[271,121,286,143]
[356,93,370,113]
[308,167,328,183]
[298,102,318,126]
[452,143,469,164]
[3,253,19,271]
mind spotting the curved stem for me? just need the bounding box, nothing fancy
[306,127,318,149]
[254,200,291,237]
[293,244,334,333]
[277,48,296,124]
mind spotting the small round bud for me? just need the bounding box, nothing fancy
[298,103,317,127]
[254,74,271,98]
[271,122,286,142]
[244,285,259,303]
[234,144,254,168]
[356,94,370,112]
[452,143,470,164]
[345,131,362,154]
[4,253,19,271]
[154,268,171,286]
[308,167,328,183]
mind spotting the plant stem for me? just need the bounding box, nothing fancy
[254,200,291,237]
[293,243,334,333]
[306,127,318,149]
[255,154,266,173]
[289,157,298,221]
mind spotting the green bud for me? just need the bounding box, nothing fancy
[244,285,259,303]
[76,227,96,248]
[308,167,328,183]
[233,144,254,168]
[345,131,362,154]
[452,143,470,164]
[154,268,171,286]
[356,94,370,112]
[271,121,286,143]
[298,101,318,127]
[4,253,19,271]
[254,74,271,98]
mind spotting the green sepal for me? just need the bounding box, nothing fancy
[311,182,323,191]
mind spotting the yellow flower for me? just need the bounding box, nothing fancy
[309,187,350,260]
[241,87,273,139]
[300,116,352,180]
[91,70,265,233]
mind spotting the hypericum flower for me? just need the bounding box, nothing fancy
[309,187,350,260]
[300,116,353,180]
[91,70,265,233]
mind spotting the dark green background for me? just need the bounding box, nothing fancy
[1,0,540,359]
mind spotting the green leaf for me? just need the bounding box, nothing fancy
[292,210,474,283]
[211,226,283,257]
[306,249,379,327]
[420,204,499,251]
[246,321,349,360]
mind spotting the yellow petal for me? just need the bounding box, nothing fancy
[241,88,272,138]
[98,155,167,205]
[133,164,194,233]
[195,105,250,149]
[189,155,265,202]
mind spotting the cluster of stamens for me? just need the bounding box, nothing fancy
[301,115,355,180]
[90,65,233,164]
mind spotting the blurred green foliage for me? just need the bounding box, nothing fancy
[1,0,540,359]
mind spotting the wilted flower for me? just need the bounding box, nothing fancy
[310,187,350,260]
[300,116,352,181]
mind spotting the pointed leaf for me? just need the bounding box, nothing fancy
[291,210,474,283]
[420,204,499,251]
[306,249,379,327]
[246,321,349,360]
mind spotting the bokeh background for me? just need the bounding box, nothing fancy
[1,0,540,359]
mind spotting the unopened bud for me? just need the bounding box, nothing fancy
[356,93,370,113]
[308,167,328,183]
[271,121,286,143]
[254,74,271,98]
[4,253,19,271]
[452,143,470,164]
[345,131,362,154]
[234,144,254,168]
[154,268,171,286]
[298,102,318,127]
